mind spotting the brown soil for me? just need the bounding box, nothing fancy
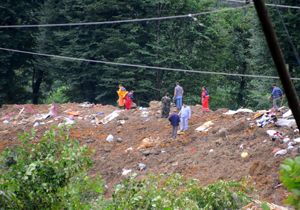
[0,103,298,206]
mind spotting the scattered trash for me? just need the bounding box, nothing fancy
[138,163,147,171]
[294,129,299,133]
[122,168,132,176]
[241,151,249,158]
[141,111,149,118]
[96,112,104,116]
[257,113,277,127]
[66,111,80,116]
[223,108,253,115]
[125,147,133,152]
[294,137,300,143]
[288,142,296,147]
[275,118,296,128]
[116,137,123,142]
[283,137,290,143]
[117,120,126,125]
[99,110,122,124]
[266,130,283,141]
[282,109,292,118]
[274,149,287,157]
[106,134,114,142]
[195,121,214,132]
[209,149,214,153]
[79,102,93,108]
[239,144,244,150]
[33,122,40,127]
[58,117,76,127]
[3,120,9,124]
[287,145,294,151]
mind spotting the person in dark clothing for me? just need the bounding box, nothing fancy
[161,92,171,118]
[168,110,180,139]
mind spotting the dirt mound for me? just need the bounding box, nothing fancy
[0,102,299,206]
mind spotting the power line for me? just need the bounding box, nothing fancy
[226,0,300,9]
[0,6,251,29]
[1,46,300,81]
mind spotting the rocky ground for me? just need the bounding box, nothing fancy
[1,102,299,208]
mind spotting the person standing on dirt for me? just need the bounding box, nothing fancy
[161,92,171,118]
[125,91,134,110]
[173,82,184,110]
[201,87,210,112]
[168,110,180,139]
[270,84,283,111]
[179,104,191,132]
[117,84,128,108]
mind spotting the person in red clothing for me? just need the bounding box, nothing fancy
[201,86,210,112]
[125,91,134,110]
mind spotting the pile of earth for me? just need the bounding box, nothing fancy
[1,102,299,207]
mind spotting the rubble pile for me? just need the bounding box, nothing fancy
[1,102,299,207]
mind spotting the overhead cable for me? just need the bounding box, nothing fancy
[0,5,251,29]
[1,46,300,81]
[226,0,300,9]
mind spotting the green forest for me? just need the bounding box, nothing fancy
[0,0,300,109]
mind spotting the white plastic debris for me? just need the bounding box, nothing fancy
[294,129,299,133]
[223,108,253,115]
[288,142,296,147]
[79,102,93,108]
[282,109,292,118]
[65,117,75,125]
[241,151,249,158]
[118,120,126,125]
[294,137,300,143]
[266,130,278,137]
[283,137,290,143]
[239,144,244,150]
[100,110,122,124]
[209,149,214,153]
[195,121,214,132]
[275,118,296,128]
[138,163,147,171]
[274,149,288,157]
[33,122,40,127]
[287,145,294,151]
[106,134,114,142]
[125,147,133,152]
[122,168,132,176]
[3,120,9,124]
[141,111,149,118]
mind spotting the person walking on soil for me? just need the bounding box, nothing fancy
[117,84,128,108]
[270,84,283,111]
[161,92,171,118]
[179,104,191,133]
[168,110,180,139]
[173,82,184,110]
[201,87,210,112]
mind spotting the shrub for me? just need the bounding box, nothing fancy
[0,128,104,210]
[280,156,300,210]
[107,174,250,210]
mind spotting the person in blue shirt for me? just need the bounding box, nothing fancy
[168,110,180,139]
[173,82,184,110]
[270,84,283,110]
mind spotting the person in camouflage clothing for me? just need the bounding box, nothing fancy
[161,92,171,118]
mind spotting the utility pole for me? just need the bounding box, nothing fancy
[253,0,300,129]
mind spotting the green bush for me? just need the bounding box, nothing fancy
[280,156,300,210]
[106,174,250,210]
[44,86,70,104]
[0,128,104,210]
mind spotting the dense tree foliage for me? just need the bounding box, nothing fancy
[0,0,299,109]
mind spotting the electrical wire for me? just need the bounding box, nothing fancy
[226,0,300,9]
[0,5,251,29]
[1,46,300,81]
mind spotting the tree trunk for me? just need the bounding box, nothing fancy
[32,68,44,104]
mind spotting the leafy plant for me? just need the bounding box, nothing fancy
[107,174,250,210]
[280,156,300,210]
[0,127,104,210]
